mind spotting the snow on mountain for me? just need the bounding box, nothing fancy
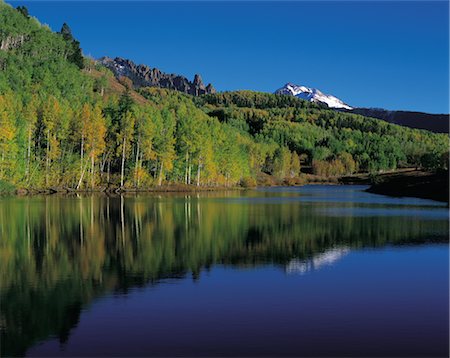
[275,83,353,110]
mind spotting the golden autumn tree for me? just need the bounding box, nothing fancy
[0,94,18,181]
[289,151,301,178]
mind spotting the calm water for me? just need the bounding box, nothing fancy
[1,185,448,357]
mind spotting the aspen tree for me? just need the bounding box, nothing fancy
[0,94,17,180]
[86,104,106,189]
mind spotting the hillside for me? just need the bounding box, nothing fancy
[194,91,448,174]
[0,1,448,193]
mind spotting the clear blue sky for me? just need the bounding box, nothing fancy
[8,1,450,113]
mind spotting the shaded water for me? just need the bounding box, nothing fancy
[1,186,448,357]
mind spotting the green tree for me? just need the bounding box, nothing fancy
[76,103,91,189]
[154,109,176,186]
[272,147,291,179]
[42,97,61,186]
[86,104,106,188]
[22,95,38,183]
[134,106,156,187]
[118,110,135,187]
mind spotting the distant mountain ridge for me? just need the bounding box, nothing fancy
[348,108,449,134]
[100,56,215,96]
[276,82,448,133]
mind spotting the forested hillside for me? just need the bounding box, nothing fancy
[196,92,448,175]
[0,1,448,193]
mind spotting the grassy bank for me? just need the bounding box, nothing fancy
[366,169,449,203]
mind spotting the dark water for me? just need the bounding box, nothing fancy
[1,185,448,357]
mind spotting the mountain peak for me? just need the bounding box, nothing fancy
[275,83,353,110]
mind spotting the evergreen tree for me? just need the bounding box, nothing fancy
[59,23,84,69]
[16,6,29,18]
[60,23,73,42]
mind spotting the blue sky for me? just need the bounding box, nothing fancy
[8,1,450,113]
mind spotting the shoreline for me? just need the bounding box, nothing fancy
[3,169,448,203]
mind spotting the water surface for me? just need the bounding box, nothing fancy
[1,186,448,357]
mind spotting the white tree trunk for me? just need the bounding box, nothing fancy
[121,137,126,188]
[91,155,95,190]
[26,127,32,183]
[45,130,50,187]
[158,161,164,186]
[134,138,140,188]
[196,158,201,187]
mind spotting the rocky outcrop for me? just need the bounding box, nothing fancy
[99,56,215,96]
[0,34,28,51]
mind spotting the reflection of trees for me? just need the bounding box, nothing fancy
[0,193,448,357]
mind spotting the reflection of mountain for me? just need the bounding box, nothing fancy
[286,247,350,274]
[0,193,448,357]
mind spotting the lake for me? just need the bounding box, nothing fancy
[1,185,448,357]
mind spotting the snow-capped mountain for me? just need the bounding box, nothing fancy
[275,83,353,110]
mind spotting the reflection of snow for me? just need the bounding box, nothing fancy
[286,247,350,275]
